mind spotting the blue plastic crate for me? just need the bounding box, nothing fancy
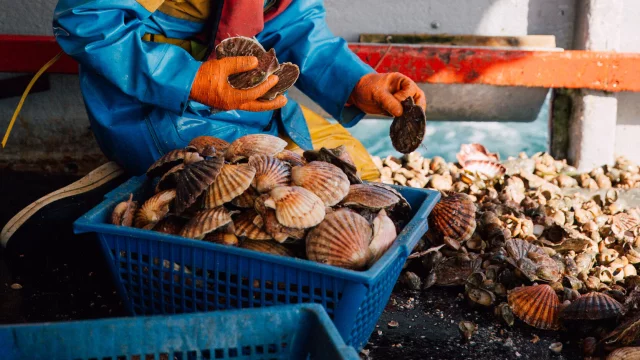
[0,303,360,360]
[74,175,440,351]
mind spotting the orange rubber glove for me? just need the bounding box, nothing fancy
[347,72,426,117]
[189,56,287,112]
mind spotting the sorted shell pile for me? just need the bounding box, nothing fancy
[110,134,411,271]
[387,144,640,358]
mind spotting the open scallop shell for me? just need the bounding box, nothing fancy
[463,160,506,179]
[276,150,306,167]
[215,36,266,59]
[263,186,325,229]
[456,143,500,166]
[390,97,427,154]
[561,292,623,320]
[187,136,230,157]
[205,164,256,208]
[179,207,234,240]
[227,48,280,90]
[291,161,350,207]
[341,184,401,210]
[152,215,186,235]
[111,194,137,227]
[175,156,224,214]
[249,155,291,193]
[241,240,295,257]
[427,191,476,247]
[306,208,373,270]
[134,189,176,229]
[258,62,300,101]
[611,213,640,236]
[507,284,560,330]
[225,134,288,163]
[234,210,272,241]
[146,148,197,179]
[368,209,397,265]
[231,187,259,208]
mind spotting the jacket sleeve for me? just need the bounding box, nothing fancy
[257,0,376,127]
[53,0,202,114]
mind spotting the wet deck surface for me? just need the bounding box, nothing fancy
[0,171,582,359]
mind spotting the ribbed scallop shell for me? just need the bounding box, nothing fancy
[175,156,224,214]
[179,207,234,240]
[215,36,266,59]
[146,149,195,178]
[249,155,291,193]
[205,164,256,208]
[303,147,361,184]
[134,189,176,229]
[463,159,506,179]
[254,195,306,243]
[507,284,560,330]
[561,292,623,320]
[258,62,300,101]
[234,210,272,241]
[155,163,184,193]
[276,150,306,167]
[505,239,561,282]
[264,186,325,229]
[427,192,476,244]
[607,347,640,360]
[369,209,397,264]
[341,184,401,210]
[152,215,186,235]
[306,209,373,270]
[291,161,350,206]
[227,48,280,90]
[456,143,500,166]
[225,134,288,163]
[612,213,640,236]
[390,97,427,154]
[241,240,295,257]
[231,187,259,208]
[111,194,137,227]
[187,136,230,156]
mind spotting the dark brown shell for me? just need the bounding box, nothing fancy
[306,208,373,270]
[205,164,256,208]
[276,150,307,167]
[434,255,482,286]
[240,240,295,257]
[225,134,288,163]
[341,184,401,210]
[215,36,266,59]
[111,194,137,227]
[426,192,476,246]
[258,62,300,101]
[152,215,187,235]
[175,156,224,214]
[234,210,272,241]
[231,187,259,208]
[134,189,176,229]
[507,284,560,330]
[303,147,362,184]
[561,292,623,320]
[203,231,239,246]
[187,136,230,156]
[146,149,196,178]
[228,48,280,90]
[179,207,234,240]
[390,97,426,154]
[155,163,184,193]
[249,155,291,193]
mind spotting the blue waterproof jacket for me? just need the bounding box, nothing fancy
[53,0,374,174]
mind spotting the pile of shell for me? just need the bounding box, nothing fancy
[387,144,640,358]
[111,134,411,271]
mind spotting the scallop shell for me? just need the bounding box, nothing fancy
[263,186,325,229]
[505,239,562,282]
[227,48,280,90]
[240,240,295,257]
[111,194,137,227]
[187,136,230,157]
[463,159,506,179]
[612,213,640,236]
[276,150,307,167]
[341,184,401,210]
[231,187,259,208]
[607,347,640,360]
[134,189,176,229]
[249,155,291,193]
[561,292,623,320]
[254,195,306,243]
[434,255,482,286]
[390,97,427,154]
[427,192,476,245]
[328,145,356,168]
[155,163,184,193]
[215,36,266,59]
[258,62,300,101]
[234,210,272,241]
[205,164,256,208]
[225,134,288,163]
[368,209,398,264]
[291,161,350,206]
[152,215,186,235]
[507,284,560,330]
[303,147,362,184]
[175,156,224,214]
[306,209,373,270]
[456,143,500,166]
[146,148,196,178]
[179,207,234,240]
[203,231,239,246]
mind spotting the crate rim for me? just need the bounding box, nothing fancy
[74,175,440,285]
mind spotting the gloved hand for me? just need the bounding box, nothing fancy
[347,73,426,117]
[189,56,287,112]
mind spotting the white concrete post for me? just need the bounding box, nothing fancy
[568,0,623,171]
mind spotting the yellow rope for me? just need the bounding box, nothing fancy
[2,51,63,148]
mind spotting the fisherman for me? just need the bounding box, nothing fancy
[1,0,426,245]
